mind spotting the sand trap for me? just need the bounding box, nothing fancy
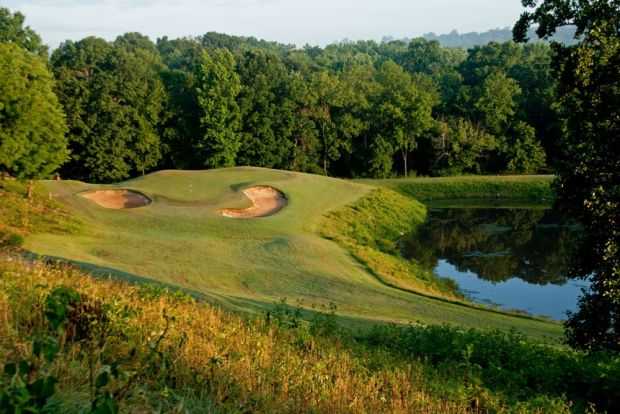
[221,186,287,218]
[82,189,151,209]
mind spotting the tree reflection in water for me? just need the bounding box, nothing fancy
[403,207,580,286]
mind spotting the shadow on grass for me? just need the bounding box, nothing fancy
[21,250,386,333]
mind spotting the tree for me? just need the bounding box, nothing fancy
[374,61,438,176]
[236,50,296,168]
[501,121,547,173]
[0,7,47,57]
[52,37,166,182]
[474,70,522,136]
[398,38,466,77]
[431,118,497,175]
[303,71,347,175]
[0,43,68,191]
[515,0,620,351]
[195,48,242,168]
[157,37,205,169]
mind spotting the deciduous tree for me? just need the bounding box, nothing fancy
[0,43,68,193]
[0,7,47,57]
[515,0,620,351]
[195,48,242,168]
[52,36,165,182]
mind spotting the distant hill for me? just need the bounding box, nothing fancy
[381,26,578,49]
[421,26,578,48]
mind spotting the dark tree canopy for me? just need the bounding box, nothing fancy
[515,0,620,352]
[52,36,166,182]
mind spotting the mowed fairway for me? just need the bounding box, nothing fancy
[27,167,562,339]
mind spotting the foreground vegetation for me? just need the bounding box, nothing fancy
[0,256,618,413]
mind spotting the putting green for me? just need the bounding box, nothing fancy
[27,167,562,339]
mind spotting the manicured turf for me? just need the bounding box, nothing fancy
[26,168,562,340]
[358,175,555,202]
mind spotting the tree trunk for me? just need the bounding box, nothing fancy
[321,122,328,176]
[402,150,408,177]
[27,180,34,200]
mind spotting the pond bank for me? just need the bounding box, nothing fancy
[358,175,555,202]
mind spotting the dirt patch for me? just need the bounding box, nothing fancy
[221,186,287,218]
[82,190,151,209]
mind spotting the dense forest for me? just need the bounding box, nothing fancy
[2,7,560,183]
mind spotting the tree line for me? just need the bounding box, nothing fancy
[1,7,558,183]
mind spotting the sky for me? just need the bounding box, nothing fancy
[3,0,526,48]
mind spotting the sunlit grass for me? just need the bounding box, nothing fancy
[0,256,594,413]
[358,175,555,202]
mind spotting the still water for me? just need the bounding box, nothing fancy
[403,203,589,320]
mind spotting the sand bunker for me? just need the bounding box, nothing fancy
[221,186,287,218]
[82,189,151,209]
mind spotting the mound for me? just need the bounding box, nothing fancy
[82,189,151,209]
[221,186,287,218]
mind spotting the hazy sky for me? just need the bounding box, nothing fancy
[4,0,526,48]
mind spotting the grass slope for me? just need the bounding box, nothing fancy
[20,168,561,339]
[359,175,555,202]
[6,256,616,413]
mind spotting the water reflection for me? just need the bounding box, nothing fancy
[403,206,585,319]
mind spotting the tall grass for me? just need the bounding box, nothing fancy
[0,180,80,246]
[3,255,615,413]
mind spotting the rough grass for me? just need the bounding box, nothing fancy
[0,180,80,246]
[11,168,562,340]
[359,175,555,202]
[321,188,458,298]
[3,256,618,413]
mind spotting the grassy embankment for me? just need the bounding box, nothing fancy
[359,175,555,203]
[17,168,561,339]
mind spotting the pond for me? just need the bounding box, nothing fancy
[403,201,589,320]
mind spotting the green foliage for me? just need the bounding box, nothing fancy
[515,0,620,352]
[0,7,47,57]
[501,121,547,173]
[2,6,562,180]
[195,48,242,168]
[0,43,68,180]
[303,70,353,175]
[51,36,165,182]
[236,50,296,168]
[431,117,497,175]
[373,62,438,176]
[474,70,521,136]
[364,324,620,412]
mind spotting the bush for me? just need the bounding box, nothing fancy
[363,324,620,412]
[0,231,24,248]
